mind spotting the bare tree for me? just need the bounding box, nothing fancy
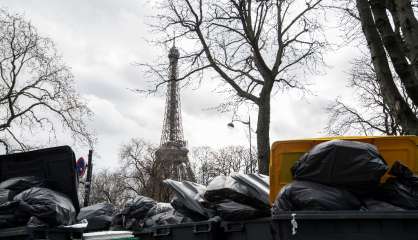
[190,145,255,185]
[88,169,132,210]
[119,138,163,200]
[326,53,416,135]
[325,0,418,135]
[142,0,328,174]
[354,0,418,134]
[0,9,94,152]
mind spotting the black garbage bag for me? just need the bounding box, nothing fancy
[164,179,213,220]
[378,178,418,209]
[146,202,173,217]
[0,189,13,204]
[143,209,192,228]
[377,161,418,209]
[0,176,46,198]
[0,201,26,228]
[231,173,270,207]
[122,196,157,220]
[13,187,76,226]
[112,196,157,230]
[77,202,114,231]
[272,181,362,213]
[170,196,214,221]
[110,212,124,229]
[205,175,270,210]
[215,200,269,221]
[389,161,418,186]
[0,176,46,192]
[361,198,405,211]
[291,140,388,195]
[77,202,114,221]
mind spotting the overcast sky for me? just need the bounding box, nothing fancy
[0,0,358,169]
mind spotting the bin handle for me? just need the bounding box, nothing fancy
[154,227,171,236]
[193,223,212,233]
[224,222,244,232]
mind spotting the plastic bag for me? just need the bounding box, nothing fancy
[170,196,214,221]
[122,196,156,219]
[0,201,25,228]
[378,178,418,209]
[291,140,388,195]
[215,200,269,221]
[143,209,191,228]
[272,181,362,213]
[389,161,418,186]
[0,189,13,204]
[13,187,76,226]
[77,202,114,231]
[0,176,46,198]
[205,175,269,210]
[361,198,404,211]
[77,202,114,221]
[164,179,212,220]
[231,173,270,207]
[112,196,157,229]
[146,202,173,217]
[377,162,418,209]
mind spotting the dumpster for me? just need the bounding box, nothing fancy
[269,136,418,203]
[134,220,221,240]
[0,226,84,240]
[0,146,80,211]
[0,146,81,239]
[272,211,418,240]
[221,217,273,240]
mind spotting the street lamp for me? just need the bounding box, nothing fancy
[227,116,253,173]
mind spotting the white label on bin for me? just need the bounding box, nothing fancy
[291,213,298,235]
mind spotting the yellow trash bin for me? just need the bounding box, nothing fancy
[269,136,418,203]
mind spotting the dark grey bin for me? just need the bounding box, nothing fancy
[273,211,418,240]
[221,218,273,240]
[0,226,84,240]
[0,146,83,239]
[134,220,221,240]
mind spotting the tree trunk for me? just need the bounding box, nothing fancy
[394,0,418,87]
[356,0,418,134]
[257,95,271,175]
[369,0,418,107]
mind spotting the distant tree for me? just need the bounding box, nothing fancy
[0,8,94,152]
[89,169,131,210]
[119,138,161,199]
[326,53,416,135]
[143,0,328,174]
[190,145,255,185]
[325,0,418,135]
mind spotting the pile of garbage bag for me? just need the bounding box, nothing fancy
[0,176,76,228]
[274,140,418,214]
[108,173,270,231]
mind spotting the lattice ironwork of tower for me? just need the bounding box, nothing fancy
[152,45,195,201]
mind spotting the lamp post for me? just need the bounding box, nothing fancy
[227,116,253,173]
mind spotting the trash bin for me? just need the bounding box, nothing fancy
[272,211,418,240]
[221,217,273,240]
[0,146,82,239]
[0,226,84,240]
[134,220,221,240]
[269,136,418,203]
[0,146,80,212]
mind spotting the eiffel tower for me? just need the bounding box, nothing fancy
[151,44,195,201]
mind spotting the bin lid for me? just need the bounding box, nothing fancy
[0,145,80,212]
